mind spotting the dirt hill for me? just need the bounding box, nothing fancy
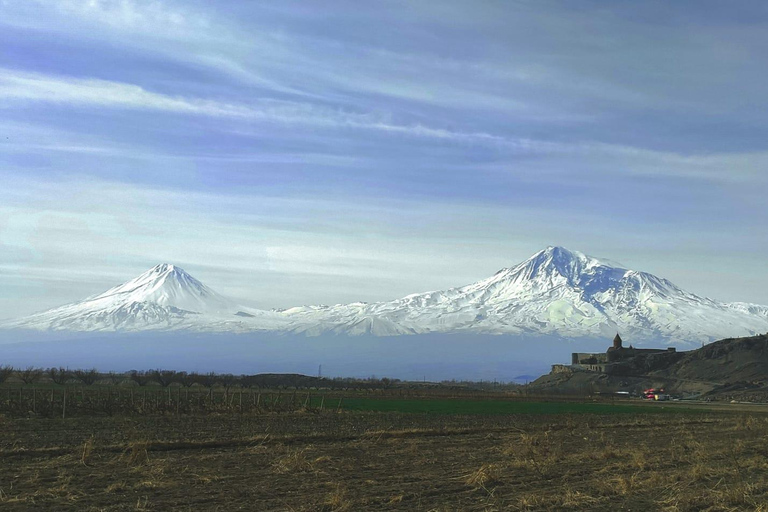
[529,334,768,399]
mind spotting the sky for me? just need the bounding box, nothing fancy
[1,0,768,320]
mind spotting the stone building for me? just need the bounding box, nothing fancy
[555,334,677,374]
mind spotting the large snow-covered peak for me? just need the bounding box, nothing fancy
[282,246,768,341]
[461,246,622,304]
[510,246,622,283]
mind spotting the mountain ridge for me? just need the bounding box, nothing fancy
[5,246,768,343]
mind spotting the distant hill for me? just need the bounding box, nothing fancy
[529,333,768,398]
[658,334,768,385]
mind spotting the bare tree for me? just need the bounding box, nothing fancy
[107,371,125,385]
[195,371,217,389]
[0,365,14,384]
[47,367,71,385]
[73,368,100,386]
[177,371,197,388]
[240,374,259,389]
[18,366,43,385]
[129,370,151,387]
[219,373,240,395]
[151,369,177,388]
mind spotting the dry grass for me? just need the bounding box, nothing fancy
[79,436,94,465]
[272,447,315,474]
[323,483,352,511]
[4,409,768,510]
[125,441,150,465]
[105,480,128,493]
[464,463,503,489]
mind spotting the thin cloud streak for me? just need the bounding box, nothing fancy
[1,1,768,319]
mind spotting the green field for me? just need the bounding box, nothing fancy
[333,397,698,415]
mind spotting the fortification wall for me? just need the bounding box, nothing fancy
[572,352,609,364]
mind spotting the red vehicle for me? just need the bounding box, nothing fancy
[643,387,665,400]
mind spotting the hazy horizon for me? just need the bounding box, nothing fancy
[0,331,621,382]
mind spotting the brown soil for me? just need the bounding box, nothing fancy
[2,410,768,511]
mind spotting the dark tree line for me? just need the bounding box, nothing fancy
[0,365,517,391]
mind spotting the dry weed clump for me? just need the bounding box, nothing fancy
[105,481,128,493]
[629,446,652,470]
[125,441,150,465]
[272,447,315,474]
[323,483,352,511]
[558,487,602,507]
[516,492,546,510]
[135,495,150,510]
[464,463,503,489]
[503,430,560,477]
[594,473,642,497]
[80,436,94,465]
[657,481,767,511]
[734,414,761,431]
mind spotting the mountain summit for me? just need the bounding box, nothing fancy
[6,248,768,343]
[281,246,768,342]
[93,263,236,315]
[4,264,280,332]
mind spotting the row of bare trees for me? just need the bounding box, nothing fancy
[127,370,314,391]
[2,366,514,392]
[0,366,331,389]
[0,366,102,386]
[0,365,411,390]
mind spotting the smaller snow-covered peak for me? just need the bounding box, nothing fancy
[149,263,178,274]
[139,263,189,281]
[3,263,278,332]
[82,263,238,316]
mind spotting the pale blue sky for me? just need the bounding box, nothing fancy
[1,0,767,319]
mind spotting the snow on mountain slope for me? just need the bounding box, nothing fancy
[6,248,768,343]
[281,247,768,343]
[4,264,285,332]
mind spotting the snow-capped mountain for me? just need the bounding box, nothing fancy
[4,264,285,332]
[5,248,768,344]
[280,246,768,343]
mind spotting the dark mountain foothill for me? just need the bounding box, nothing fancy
[529,333,768,400]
